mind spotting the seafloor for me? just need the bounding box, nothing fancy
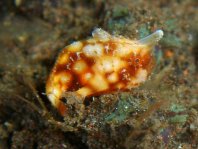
[0,0,197,149]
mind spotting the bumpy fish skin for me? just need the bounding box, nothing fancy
[46,28,164,114]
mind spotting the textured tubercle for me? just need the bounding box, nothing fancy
[139,30,164,46]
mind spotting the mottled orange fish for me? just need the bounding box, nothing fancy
[46,28,164,114]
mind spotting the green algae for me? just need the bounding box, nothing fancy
[169,115,188,123]
[107,5,132,32]
[162,33,182,48]
[162,19,182,47]
[112,5,129,18]
[138,24,150,39]
[170,104,186,113]
[105,94,139,123]
[165,19,177,31]
[169,104,188,124]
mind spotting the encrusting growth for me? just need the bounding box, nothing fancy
[46,28,164,115]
